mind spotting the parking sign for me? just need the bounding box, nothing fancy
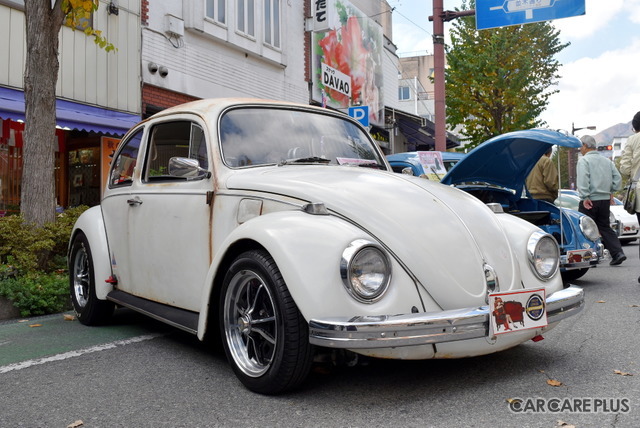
[348,106,369,127]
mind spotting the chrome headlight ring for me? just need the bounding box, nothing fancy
[527,231,560,280]
[340,239,391,304]
[580,215,600,242]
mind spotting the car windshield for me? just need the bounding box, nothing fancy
[220,107,384,168]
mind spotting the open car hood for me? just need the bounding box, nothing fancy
[440,129,581,194]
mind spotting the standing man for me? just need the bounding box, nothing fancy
[577,135,626,265]
[618,111,640,280]
[526,147,558,203]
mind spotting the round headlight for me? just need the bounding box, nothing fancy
[580,215,600,242]
[527,231,560,280]
[341,240,391,303]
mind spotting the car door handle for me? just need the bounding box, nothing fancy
[127,197,143,206]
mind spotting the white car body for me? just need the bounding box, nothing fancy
[610,201,639,243]
[69,99,583,394]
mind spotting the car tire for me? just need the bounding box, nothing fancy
[220,249,313,395]
[69,232,114,326]
[561,268,589,283]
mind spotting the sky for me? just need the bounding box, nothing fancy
[389,0,640,136]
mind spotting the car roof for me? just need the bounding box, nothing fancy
[440,129,581,194]
[147,97,338,123]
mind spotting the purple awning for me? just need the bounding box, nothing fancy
[0,86,139,136]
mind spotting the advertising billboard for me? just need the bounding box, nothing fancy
[311,0,384,126]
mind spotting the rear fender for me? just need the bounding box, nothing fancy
[68,206,113,300]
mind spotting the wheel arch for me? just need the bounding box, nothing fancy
[196,211,370,341]
[200,238,267,343]
[68,206,113,300]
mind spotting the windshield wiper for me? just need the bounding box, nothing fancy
[279,156,331,166]
[355,161,385,169]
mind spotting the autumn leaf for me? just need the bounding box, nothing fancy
[63,314,75,321]
[596,300,606,303]
[630,304,639,307]
[556,421,576,428]
[505,397,521,404]
[67,420,84,428]
[614,369,633,376]
[547,379,563,387]
[28,324,42,328]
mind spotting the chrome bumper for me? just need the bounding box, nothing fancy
[560,244,603,269]
[308,286,584,349]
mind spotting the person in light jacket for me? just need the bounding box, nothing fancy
[618,111,640,281]
[577,135,625,266]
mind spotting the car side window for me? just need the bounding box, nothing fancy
[109,129,143,187]
[144,121,209,181]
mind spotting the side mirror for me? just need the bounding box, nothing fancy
[401,167,414,176]
[168,157,211,179]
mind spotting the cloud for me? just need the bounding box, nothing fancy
[624,0,640,23]
[541,38,640,132]
[552,0,625,39]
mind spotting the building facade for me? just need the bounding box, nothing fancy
[140,0,308,118]
[0,0,459,214]
[0,0,141,213]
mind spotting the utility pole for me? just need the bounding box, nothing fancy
[429,2,475,152]
[432,0,445,152]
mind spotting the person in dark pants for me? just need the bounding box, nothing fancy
[618,111,640,281]
[577,135,626,265]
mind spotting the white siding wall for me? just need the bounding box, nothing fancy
[142,0,307,103]
[0,5,26,89]
[0,1,141,114]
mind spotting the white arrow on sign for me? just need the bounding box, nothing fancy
[491,0,555,20]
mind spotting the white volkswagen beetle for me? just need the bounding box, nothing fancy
[69,99,584,394]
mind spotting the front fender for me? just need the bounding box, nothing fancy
[69,206,113,300]
[196,210,424,340]
[494,212,564,294]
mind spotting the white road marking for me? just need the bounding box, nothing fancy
[0,333,163,374]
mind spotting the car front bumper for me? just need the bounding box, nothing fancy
[560,244,603,270]
[308,285,584,349]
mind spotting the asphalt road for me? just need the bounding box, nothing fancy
[1,246,640,428]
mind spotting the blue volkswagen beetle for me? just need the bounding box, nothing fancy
[387,129,603,282]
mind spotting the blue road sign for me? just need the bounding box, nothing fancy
[476,0,585,30]
[348,106,369,127]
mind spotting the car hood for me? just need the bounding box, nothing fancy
[225,165,521,309]
[441,129,581,194]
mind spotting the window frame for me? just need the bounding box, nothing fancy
[205,0,226,25]
[142,120,210,183]
[399,86,411,101]
[109,128,144,188]
[236,0,255,38]
[264,0,281,49]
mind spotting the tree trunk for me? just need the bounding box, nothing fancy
[21,0,64,227]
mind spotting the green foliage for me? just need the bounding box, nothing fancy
[0,268,69,317]
[62,0,116,52]
[445,0,569,148]
[0,206,88,316]
[0,206,89,273]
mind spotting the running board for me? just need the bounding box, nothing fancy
[107,290,199,335]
